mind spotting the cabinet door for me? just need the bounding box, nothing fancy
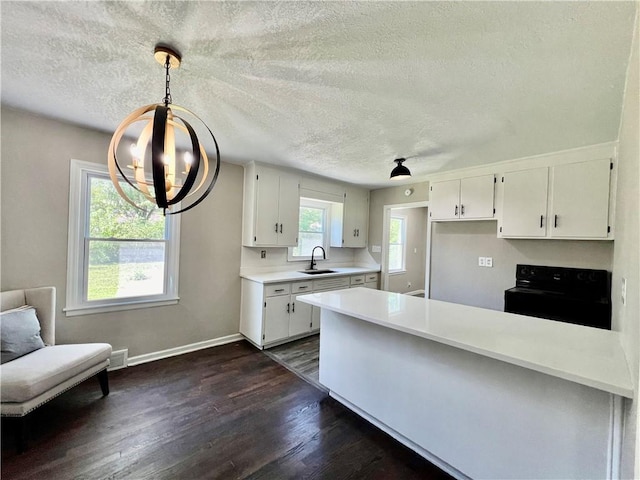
[311,306,321,331]
[460,175,495,219]
[343,187,369,247]
[254,168,280,246]
[289,294,312,336]
[277,173,301,246]
[550,159,610,238]
[264,295,290,343]
[430,180,460,220]
[501,168,548,237]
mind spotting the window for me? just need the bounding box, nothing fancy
[388,215,407,273]
[65,160,180,316]
[289,198,331,260]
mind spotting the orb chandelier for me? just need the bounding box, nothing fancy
[108,45,220,215]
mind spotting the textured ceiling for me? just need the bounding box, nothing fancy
[1,1,637,187]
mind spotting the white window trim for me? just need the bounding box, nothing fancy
[288,197,332,262]
[388,214,407,274]
[65,159,180,317]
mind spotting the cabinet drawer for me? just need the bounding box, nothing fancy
[314,276,349,291]
[365,273,378,283]
[350,275,365,285]
[291,281,313,293]
[265,283,290,297]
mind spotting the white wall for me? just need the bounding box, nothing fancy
[612,7,640,478]
[0,107,244,358]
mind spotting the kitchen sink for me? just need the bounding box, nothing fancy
[299,269,336,275]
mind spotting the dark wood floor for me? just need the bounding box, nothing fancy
[2,341,453,479]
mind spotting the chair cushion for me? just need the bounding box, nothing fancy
[0,343,112,402]
[0,306,46,364]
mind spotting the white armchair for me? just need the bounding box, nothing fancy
[0,286,112,452]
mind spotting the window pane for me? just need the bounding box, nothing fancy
[389,244,403,271]
[89,176,165,240]
[389,218,402,244]
[293,232,324,257]
[299,207,324,233]
[87,240,165,300]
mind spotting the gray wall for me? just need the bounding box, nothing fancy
[1,107,244,357]
[368,183,429,265]
[612,11,639,478]
[388,207,427,293]
[430,221,614,310]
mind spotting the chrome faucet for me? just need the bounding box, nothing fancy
[310,246,326,270]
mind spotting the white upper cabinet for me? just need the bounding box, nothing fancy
[500,167,549,237]
[242,163,300,247]
[341,186,369,247]
[549,159,611,239]
[430,174,495,221]
[499,158,612,240]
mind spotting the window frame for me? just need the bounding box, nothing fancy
[65,159,180,316]
[287,197,332,262]
[388,214,407,274]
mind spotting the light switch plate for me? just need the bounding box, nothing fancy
[486,257,493,267]
[372,245,382,253]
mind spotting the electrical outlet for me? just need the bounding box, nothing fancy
[407,282,412,288]
[260,250,266,259]
[372,245,382,253]
[486,257,493,268]
[478,257,486,267]
[622,277,627,305]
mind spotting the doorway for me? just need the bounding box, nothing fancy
[381,201,429,294]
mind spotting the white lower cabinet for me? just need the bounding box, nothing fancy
[241,274,378,349]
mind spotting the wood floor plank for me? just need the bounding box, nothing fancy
[2,341,452,479]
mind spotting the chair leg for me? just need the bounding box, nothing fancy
[97,369,109,396]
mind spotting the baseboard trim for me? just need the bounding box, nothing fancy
[127,333,244,367]
[406,289,425,297]
[329,391,468,480]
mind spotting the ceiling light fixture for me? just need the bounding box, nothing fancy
[108,45,220,215]
[390,158,411,180]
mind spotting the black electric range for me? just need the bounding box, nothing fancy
[504,264,611,330]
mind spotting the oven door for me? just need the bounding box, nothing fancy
[504,288,611,330]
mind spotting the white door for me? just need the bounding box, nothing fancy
[343,187,369,247]
[501,168,549,237]
[289,294,312,336]
[460,175,495,219]
[254,167,280,246]
[429,180,460,220]
[264,295,290,343]
[550,159,610,238]
[277,172,300,246]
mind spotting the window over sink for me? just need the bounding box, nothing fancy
[288,197,333,261]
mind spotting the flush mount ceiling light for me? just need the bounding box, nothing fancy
[390,158,411,180]
[108,45,220,215]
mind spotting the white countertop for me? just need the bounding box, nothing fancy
[298,288,634,398]
[240,266,380,284]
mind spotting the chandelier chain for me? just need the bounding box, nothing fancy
[163,55,172,106]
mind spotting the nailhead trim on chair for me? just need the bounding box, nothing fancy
[1,368,107,418]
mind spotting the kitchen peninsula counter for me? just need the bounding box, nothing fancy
[298,288,633,479]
